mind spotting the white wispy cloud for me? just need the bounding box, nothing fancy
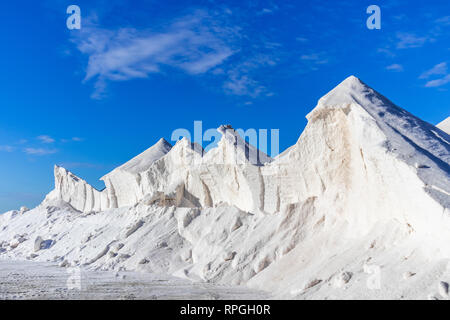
[221,52,280,97]
[378,13,449,59]
[377,47,396,58]
[1,134,80,156]
[300,53,328,64]
[72,10,237,99]
[223,72,265,97]
[37,135,55,144]
[386,64,403,72]
[0,145,14,152]
[396,32,430,49]
[70,9,286,100]
[425,75,450,88]
[419,62,450,88]
[257,4,279,15]
[435,16,450,26]
[61,137,84,143]
[298,52,329,72]
[295,37,308,42]
[420,62,447,79]
[24,148,57,156]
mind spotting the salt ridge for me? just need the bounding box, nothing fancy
[1,76,449,299]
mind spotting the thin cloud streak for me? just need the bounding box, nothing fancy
[386,64,403,72]
[420,62,450,88]
[37,135,55,144]
[24,148,58,156]
[420,62,447,79]
[0,145,15,152]
[425,75,450,88]
[396,32,430,49]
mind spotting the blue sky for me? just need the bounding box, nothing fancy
[0,0,449,212]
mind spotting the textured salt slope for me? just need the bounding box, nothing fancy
[308,76,450,207]
[0,259,268,300]
[1,76,449,300]
[1,202,449,299]
[437,117,450,135]
[110,138,173,175]
[100,138,173,209]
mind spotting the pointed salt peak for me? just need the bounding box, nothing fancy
[317,75,371,107]
[54,164,68,174]
[437,117,450,134]
[173,137,204,154]
[54,164,68,170]
[156,137,172,148]
[215,124,273,165]
[132,137,172,156]
[172,137,191,150]
[218,124,235,133]
[305,76,378,122]
[54,165,83,182]
[102,138,173,178]
[217,124,241,142]
[438,116,450,125]
[175,136,190,145]
[341,75,364,86]
[152,137,173,153]
[332,75,367,92]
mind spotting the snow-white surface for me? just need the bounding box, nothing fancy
[437,117,450,135]
[48,166,109,213]
[0,259,267,300]
[110,138,173,175]
[1,76,449,300]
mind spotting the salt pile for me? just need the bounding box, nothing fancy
[1,76,449,299]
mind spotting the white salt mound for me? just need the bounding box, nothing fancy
[0,76,449,300]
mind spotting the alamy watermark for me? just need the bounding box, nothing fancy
[66,5,81,30]
[364,264,381,290]
[170,121,279,166]
[65,5,380,31]
[66,266,82,290]
[366,5,381,30]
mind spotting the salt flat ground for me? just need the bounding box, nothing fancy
[0,259,269,300]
